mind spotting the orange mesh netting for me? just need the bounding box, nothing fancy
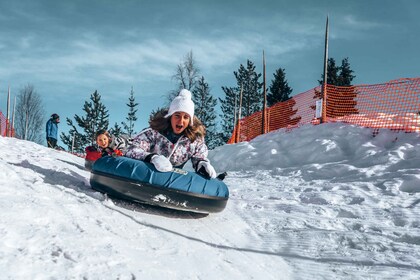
[229,77,420,143]
[328,78,420,132]
[0,111,15,137]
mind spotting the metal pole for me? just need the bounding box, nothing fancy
[0,85,2,136]
[6,86,10,136]
[71,131,76,153]
[11,96,16,137]
[233,89,237,142]
[321,15,329,123]
[262,50,267,134]
[236,84,243,142]
[24,109,28,140]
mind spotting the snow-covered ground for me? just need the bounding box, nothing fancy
[1,123,419,279]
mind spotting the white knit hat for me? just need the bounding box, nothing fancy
[165,89,195,125]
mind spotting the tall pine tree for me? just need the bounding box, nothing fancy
[219,60,263,142]
[267,68,293,106]
[121,86,138,137]
[219,86,238,143]
[109,122,123,137]
[337,57,355,86]
[318,57,355,86]
[234,60,263,117]
[314,57,357,118]
[192,76,220,149]
[61,90,109,152]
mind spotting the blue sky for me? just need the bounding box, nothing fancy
[0,0,419,145]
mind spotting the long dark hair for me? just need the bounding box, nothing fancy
[149,108,205,142]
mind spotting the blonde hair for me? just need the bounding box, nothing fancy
[149,108,205,142]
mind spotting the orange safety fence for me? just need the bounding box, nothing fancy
[0,111,15,137]
[229,77,420,143]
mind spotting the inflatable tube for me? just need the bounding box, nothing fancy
[85,160,95,171]
[90,156,229,213]
[85,146,102,171]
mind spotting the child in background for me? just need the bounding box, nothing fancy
[95,129,124,157]
[84,129,131,170]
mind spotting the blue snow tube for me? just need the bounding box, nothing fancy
[90,156,229,213]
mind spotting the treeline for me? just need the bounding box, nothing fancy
[12,52,355,151]
[60,87,138,153]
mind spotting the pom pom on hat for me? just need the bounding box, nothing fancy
[164,89,195,125]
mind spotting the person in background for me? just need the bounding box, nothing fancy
[46,113,60,148]
[94,129,130,157]
[84,129,131,170]
[87,129,131,158]
[125,89,217,179]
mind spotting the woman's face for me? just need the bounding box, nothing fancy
[96,134,109,148]
[170,112,191,134]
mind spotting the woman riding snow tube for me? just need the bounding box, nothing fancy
[91,89,229,213]
[90,156,229,213]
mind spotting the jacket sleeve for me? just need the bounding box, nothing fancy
[124,129,155,160]
[46,120,52,138]
[190,137,210,170]
[109,134,132,151]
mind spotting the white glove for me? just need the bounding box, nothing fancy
[197,161,217,179]
[151,155,173,172]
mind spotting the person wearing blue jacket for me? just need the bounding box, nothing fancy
[46,113,60,148]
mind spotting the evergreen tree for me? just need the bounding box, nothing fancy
[110,122,123,137]
[121,86,138,137]
[234,60,263,117]
[318,58,339,85]
[219,86,238,143]
[337,57,355,86]
[318,57,355,86]
[314,57,357,118]
[192,76,219,149]
[267,68,293,106]
[219,60,263,142]
[60,90,109,152]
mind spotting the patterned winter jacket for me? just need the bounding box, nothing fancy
[125,128,209,169]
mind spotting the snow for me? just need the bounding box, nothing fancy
[1,123,420,279]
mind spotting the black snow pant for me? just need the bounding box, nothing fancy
[47,137,57,149]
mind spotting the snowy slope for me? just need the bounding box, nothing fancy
[1,123,419,279]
